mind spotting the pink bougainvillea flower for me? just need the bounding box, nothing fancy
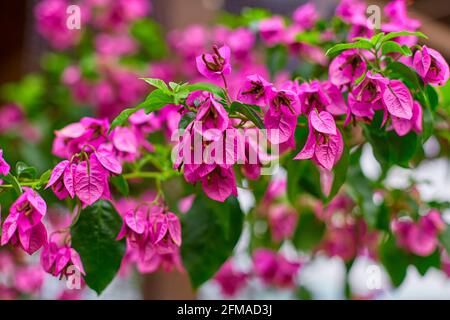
[34,0,83,49]
[201,166,238,202]
[329,49,367,87]
[95,33,137,57]
[214,260,248,297]
[390,101,423,136]
[41,241,85,277]
[252,249,301,288]
[193,93,229,141]
[268,204,298,242]
[237,74,273,107]
[150,212,182,254]
[321,219,379,261]
[292,3,319,30]
[382,79,413,120]
[382,0,421,46]
[321,81,348,116]
[52,117,110,159]
[310,110,337,135]
[297,80,331,115]
[264,88,300,144]
[294,112,344,171]
[1,187,47,255]
[335,0,367,24]
[223,27,256,60]
[413,46,450,86]
[392,209,446,256]
[258,16,285,46]
[196,45,231,80]
[46,160,71,200]
[14,266,44,295]
[87,0,150,31]
[0,149,10,176]
[74,154,108,206]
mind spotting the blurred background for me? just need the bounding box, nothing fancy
[1,0,450,300]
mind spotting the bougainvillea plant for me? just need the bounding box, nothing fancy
[1,0,450,299]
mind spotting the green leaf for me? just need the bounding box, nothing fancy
[130,19,166,60]
[379,235,409,287]
[425,85,439,112]
[109,106,139,132]
[287,158,322,205]
[181,195,244,288]
[71,200,125,295]
[179,111,196,130]
[3,173,22,195]
[325,144,349,203]
[381,41,412,56]
[411,250,440,276]
[141,89,174,114]
[110,175,129,196]
[266,45,288,77]
[370,32,385,46]
[37,170,51,189]
[140,78,171,94]
[325,41,373,57]
[229,102,265,129]
[385,61,423,90]
[363,112,418,168]
[186,82,226,100]
[293,210,325,251]
[382,31,428,43]
[15,162,37,179]
[439,227,450,256]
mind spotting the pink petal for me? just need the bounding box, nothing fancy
[46,160,69,189]
[310,110,337,135]
[74,157,105,206]
[95,150,122,175]
[124,208,146,234]
[382,80,413,120]
[167,212,182,246]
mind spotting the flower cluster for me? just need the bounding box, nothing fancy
[392,209,446,256]
[116,199,183,274]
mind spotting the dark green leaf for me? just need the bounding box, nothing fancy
[382,31,428,43]
[109,106,139,132]
[142,89,174,114]
[186,82,226,100]
[411,250,440,276]
[111,175,129,196]
[386,61,423,90]
[181,195,244,288]
[439,227,450,256]
[179,111,196,130]
[266,45,288,77]
[325,144,349,203]
[229,102,265,129]
[3,173,22,195]
[71,200,125,295]
[325,41,373,57]
[15,162,37,179]
[381,41,412,56]
[140,78,171,94]
[379,235,409,287]
[293,210,325,251]
[130,19,166,60]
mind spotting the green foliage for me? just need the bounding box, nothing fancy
[130,19,167,60]
[181,195,244,289]
[293,209,325,251]
[71,200,126,295]
[110,175,130,196]
[229,101,265,129]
